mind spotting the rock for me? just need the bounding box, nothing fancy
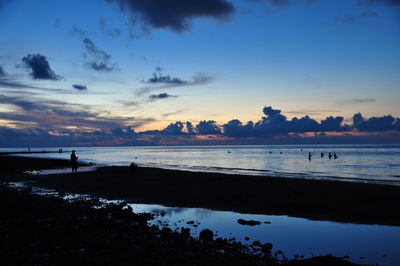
[252,241,261,246]
[262,243,273,254]
[244,237,250,241]
[237,219,261,226]
[181,227,191,238]
[199,229,213,243]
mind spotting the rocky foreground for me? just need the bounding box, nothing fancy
[0,187,361,266]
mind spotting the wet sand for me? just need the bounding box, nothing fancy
[4,155,400,226]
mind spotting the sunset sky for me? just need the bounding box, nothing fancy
[0,0,399,146]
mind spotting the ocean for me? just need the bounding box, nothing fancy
[3,144,400,185]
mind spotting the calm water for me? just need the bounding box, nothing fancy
[4,144,400,185]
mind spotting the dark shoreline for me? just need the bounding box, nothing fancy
[0,155,364,265]
[4,155,400,226]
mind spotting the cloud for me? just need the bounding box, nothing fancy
[137,72,213,96]
[352,98,376,103]
[148,92,176,101]
[72,84,88,91]
[72,26,87,37]
[145,73,187,85]
[1,104,400,146]
[196,120,221,134]
[22,54,61,80]
[82,38,116,72]
[358,0,400,6]
[105,0,235,32]
[99,17,122,37]
[355,114,398,132]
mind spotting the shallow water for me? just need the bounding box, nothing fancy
[8,182,400,266]
[3,144,400,185]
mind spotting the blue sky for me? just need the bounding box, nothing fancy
[0,0,399,146]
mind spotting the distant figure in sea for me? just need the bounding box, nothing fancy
[228,150,231,153]
[308,152,312,162]
[70,150,78,173]
[280,152,283,154]
[334,153,338,159]
[328,152,332,159]
[321,152,324,158]
[269,151,272,154]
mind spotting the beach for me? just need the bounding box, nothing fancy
[0,155,369,265]
[5,155,400,226]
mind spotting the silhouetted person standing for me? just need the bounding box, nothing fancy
[328,152,332,159]
[334,153,338,159]
[71,150,78,173]
[308,152,312,162]
[321,152,324,158]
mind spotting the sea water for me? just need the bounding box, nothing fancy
[4,144,400,185]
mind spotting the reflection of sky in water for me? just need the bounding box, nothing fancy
[6,144,400,185]
[133,203,400,266]
[8,183,400,266]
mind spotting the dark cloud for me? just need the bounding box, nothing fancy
[99,17,122,37]
[196,120,221,135]
[146,73,187,85]
[356,115,398,132]
[22,54,61,80]
[358,0,400,6]
[105,0,235,32]
[352,98,376,103]
[82,38,116,72]
[320,116,344,131]
[137,73,213,96]
[223,107,347,137]
[149,92,176,101]
[72,84,88,91]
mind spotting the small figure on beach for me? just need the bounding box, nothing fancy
[308,152,312,162]
[70,150,78,173]
[129,162,138,172]
[334,153,338,159]
[321,152,324,158]
[328,152,332,159]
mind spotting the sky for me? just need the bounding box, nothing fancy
[0,0,399,147]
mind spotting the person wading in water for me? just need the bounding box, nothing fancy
[70,150,78,173]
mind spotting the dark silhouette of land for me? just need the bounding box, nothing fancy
[3,155,400,226]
